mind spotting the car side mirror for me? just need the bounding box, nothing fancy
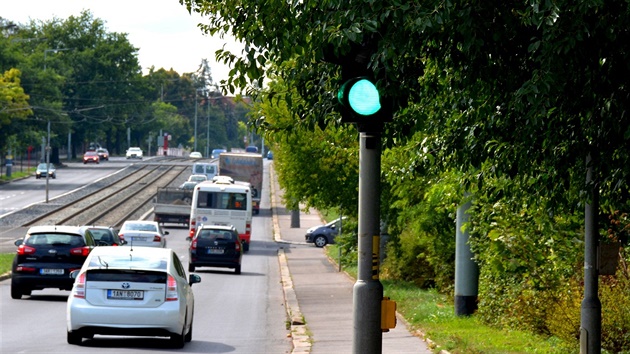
[14,239,23,246]
[69,270,80,279]
[189,273,201,286]
[164,231,170,235]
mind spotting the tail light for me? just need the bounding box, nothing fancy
[15,266,36,272]
[235,241,241,252]
[70,246,90,257]
[17,245,36,255]
[189,220,196,237]
[166,275,178,301]
[245,222,251,235]
[153,235,162,243]
[190,238,197,250]
[73,272,86,298]
[118,234,125,241]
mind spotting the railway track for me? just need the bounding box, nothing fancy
[23,164,188,228]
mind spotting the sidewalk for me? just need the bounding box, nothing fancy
[270,165,433,354]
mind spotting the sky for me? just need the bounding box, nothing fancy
[3,0,244,84]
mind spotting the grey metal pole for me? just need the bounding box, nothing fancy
[45,120,50,203]
[353,130,383,354]
[206,98,210,158]
[194,90,198,152]
[290,209,300,228]
[580,153,601,353]
[67,130,71,161]
[455,197,479,316]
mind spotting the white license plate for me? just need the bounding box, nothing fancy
[107,290,144,300]
[208,249,224,255]
[130,237,147,242]
[40,268,64,275]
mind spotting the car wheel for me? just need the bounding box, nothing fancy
[188,264,195,272]
[52,174,56,179]
[83,162,87,164]
[67,331,82,345]
[235,265,241,275]
[243,242,249,252]
[314,235,328,248]
[170,326,185,348]
[10,282,23,299]
[185,318,193,342]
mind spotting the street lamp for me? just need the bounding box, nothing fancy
[194,88,207,152]
[44,47,74,70]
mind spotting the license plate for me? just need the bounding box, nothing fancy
[40,268,64,275]
[130,237,146,242]
[107,289,144,300]
[208,249,224,255]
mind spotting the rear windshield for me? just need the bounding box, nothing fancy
[196,191,247,210]
[87,254,168,270]
[86,269,167,283]
[198,229,236,241]
[25,233,84,247]
[123,223,158,232]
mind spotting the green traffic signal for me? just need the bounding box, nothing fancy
[338,77,381,116]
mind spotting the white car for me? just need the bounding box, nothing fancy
[187,174,208,183]
[118,220,168,248]
[126,147,143,159]
[189,151,202,159]
[66,246,201,347]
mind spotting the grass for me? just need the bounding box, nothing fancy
[325,243,577,354]
[0,168,35,182]
[0,253,14,275]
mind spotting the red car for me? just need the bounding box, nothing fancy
[83,151,100,164]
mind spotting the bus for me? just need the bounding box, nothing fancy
[191,162,219,180]
[189,180,253,251]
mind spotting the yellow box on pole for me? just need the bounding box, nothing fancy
[381,297,397,332]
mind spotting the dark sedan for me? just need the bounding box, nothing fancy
[188,225,242,274]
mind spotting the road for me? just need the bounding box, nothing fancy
[0,158,292,353]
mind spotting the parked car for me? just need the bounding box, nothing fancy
[11,225,96,299]
[83,151,100,164]
[188,224,242,274]
[66,246,201,347]
[210,148,226,159]
[305,217,347,247]
[118,220,168,248]
[96,148,109,161]
[189,151,202,159]
[35,162,56,179]
[187,174,208,183]
[126,147,143,159]
[245,145,259,153]
[178,181,198,190]
[79,226,126,246]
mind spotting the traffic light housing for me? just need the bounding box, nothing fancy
[337,76,392,126]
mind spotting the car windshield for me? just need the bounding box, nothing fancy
[87,255,168,270]
[25,233,84,246]
[37,163,51,169]
[198,229,235,241]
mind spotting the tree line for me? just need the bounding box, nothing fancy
[1,10,253,164]
[181,0,630,351]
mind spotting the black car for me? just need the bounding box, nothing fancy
[11,225,96,299]
[79,226,125,246]
[188,225,242,274]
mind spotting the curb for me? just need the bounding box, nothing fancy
[269,164,312,354]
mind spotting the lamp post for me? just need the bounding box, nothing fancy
[44,48,74,70]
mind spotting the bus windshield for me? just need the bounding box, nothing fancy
[196,191,247,210]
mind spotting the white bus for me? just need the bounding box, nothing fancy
[189,180,253,251]
[191,162,219,180]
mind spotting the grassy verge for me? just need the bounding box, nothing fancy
[0,168,34,183]
[325,244,576,354]
[0,253,14,275]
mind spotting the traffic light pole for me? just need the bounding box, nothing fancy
[353,128,384,354]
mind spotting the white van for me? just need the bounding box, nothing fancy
[191,163,219,180]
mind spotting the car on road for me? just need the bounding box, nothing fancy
[35,162,56,179]
[79,225,126,246]
[11,225,96,299]
[66,246,201,347]
[126,147,143,159]
[187,174,208,183]
[245,145,259,153]
[189,151,202,159]
[83,151,100,164]
[188,224,242,274]
[305,217,347,247]
[118,220,168,248]
[178,181,199,190]
[96,148,109,161]
[210,148,226,159]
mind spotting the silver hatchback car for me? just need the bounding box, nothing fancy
[67,246,201,347]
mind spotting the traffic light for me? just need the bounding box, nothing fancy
[337,76,392,125]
